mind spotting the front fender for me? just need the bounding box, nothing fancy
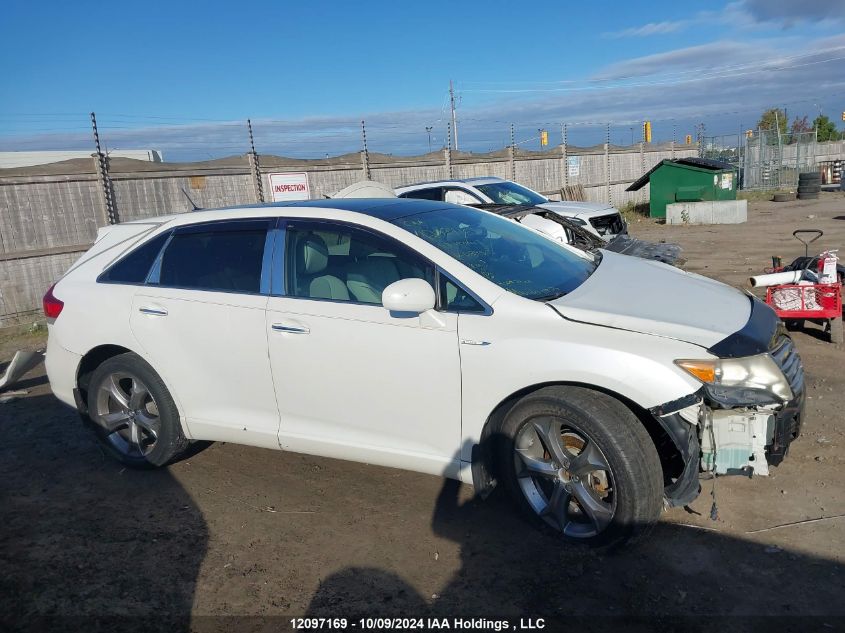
[458,311,705,462]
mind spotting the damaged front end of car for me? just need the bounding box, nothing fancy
[649,300,805,508]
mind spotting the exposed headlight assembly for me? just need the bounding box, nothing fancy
[674,354,792,406]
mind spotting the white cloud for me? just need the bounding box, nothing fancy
[2,35,844,158]
[603,20,688,39]
[744,0,845,25]
[604,0,845,38]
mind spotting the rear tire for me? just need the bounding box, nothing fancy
[86,352,189,468]
[497,386,664,547]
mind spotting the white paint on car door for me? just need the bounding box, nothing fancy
[130,290,279,448]
[267,297,462,477]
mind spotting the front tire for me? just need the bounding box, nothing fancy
[86,352,188,468]
[497,386,664,547]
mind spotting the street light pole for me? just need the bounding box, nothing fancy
[426,126,433,153]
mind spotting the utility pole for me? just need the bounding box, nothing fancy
[425,126,433,153]
[449,80,459,151]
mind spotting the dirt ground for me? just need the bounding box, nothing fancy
[2,192,845,632]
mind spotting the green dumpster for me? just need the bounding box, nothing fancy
[627,157,738,218]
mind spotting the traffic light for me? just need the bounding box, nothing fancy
[685,134,692,144]
[643,121,652,143]
[841,111,845,121]
[540,129,548,147]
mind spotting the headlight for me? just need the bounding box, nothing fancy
[674,354,792,405]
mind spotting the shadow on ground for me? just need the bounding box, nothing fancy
[2,385,844,632]
[0,391,208,632]
[307,455,845,631]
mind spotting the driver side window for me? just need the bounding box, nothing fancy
[285,221,434,305]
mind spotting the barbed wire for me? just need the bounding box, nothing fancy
[1,91,842,161]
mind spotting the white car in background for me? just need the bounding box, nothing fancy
[395,177,626,241]
[44,199,803,546]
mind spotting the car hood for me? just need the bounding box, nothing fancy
[537,201,617,218]
[550,251,751,348]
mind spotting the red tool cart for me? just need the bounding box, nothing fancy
[764,230,843,344]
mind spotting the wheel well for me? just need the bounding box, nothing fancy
[76,344,132,407]
[481,382,685,487]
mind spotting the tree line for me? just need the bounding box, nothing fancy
[756,108,842,142]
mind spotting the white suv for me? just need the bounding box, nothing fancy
[44,199,804,546]
[395,177,626,241]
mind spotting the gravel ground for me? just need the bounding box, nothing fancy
[2,192,845,631]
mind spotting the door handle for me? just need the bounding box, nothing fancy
[139,307,168,317]
[272,324,310,334]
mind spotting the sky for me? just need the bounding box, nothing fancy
[1,0,845,160]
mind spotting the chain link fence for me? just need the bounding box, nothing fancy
[703,130,821,191]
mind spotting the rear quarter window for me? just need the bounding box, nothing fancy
[98,232,170,284]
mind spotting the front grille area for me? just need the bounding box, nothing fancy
[770,334,804,397]
[588,212,624,236]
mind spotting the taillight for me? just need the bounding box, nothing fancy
[43,283,64,319]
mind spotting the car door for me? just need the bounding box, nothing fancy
[129,218,281,448]
[266,219,463,477]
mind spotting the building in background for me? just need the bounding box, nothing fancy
[0,149,163,169]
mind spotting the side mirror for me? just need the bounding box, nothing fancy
[382,278,436,314]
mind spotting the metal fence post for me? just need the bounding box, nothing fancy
[639,140,646,204]
[509,124,516,181]
[445,122,453,178]
[360,120,371,180]
[671,123,676,159]
[247,119,265,203]
[90,112,118,225]
[561,123,568,188]
[605,123,611,205]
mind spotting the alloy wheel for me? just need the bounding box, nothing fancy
[514,415,616,538]
[93,371,160,458]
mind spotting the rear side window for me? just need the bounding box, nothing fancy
[100,232,170,284]
[400,187,444,201]
[156,221,269,293]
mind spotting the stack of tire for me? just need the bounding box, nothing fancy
[797,171,821,200]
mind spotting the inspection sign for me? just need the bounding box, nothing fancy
[268,172,310,201]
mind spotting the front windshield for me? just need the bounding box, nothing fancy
[475,181,548,206]
[393,207,598,301]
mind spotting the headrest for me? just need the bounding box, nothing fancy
[297,234,329,274]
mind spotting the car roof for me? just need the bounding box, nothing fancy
[124,198,461,225]
[396,176,506,189]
